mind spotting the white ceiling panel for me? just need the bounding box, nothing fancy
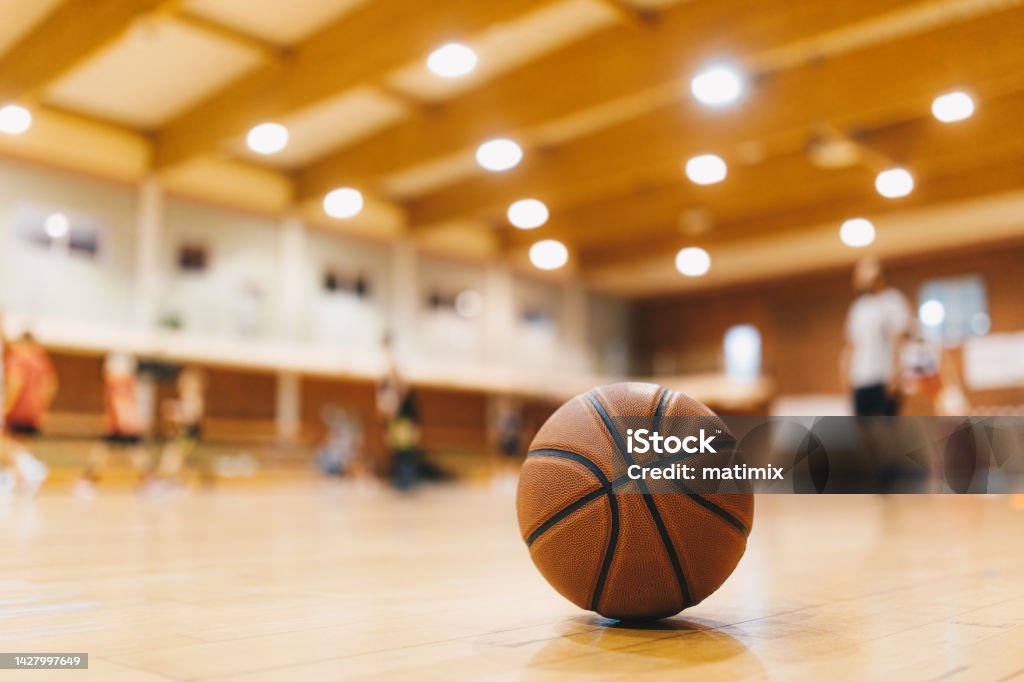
[184,0,369,47]
[45,19,261,130]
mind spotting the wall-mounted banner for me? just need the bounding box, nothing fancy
[605,416,1024,494]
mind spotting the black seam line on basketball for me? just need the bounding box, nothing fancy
[648,393,749,539]
[591,484,619,612]
[524,449,611,547]
[674,479,750,536]
[585,391,692,610]
[528,448,612,487]
[653,387,672,433]
[526,487,606,547]
[633,448,751,538]
[601,474,748,542]
[663,455,749,537]
[526,447,620,611]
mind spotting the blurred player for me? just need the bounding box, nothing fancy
[375,334,425,489]
[0,307,7,496]
[75,352,149,497]
[0,309,13,497]
[901,321,971,416]
[3,329,58,437]
[316,404,362,477]
[494,395,525,458]
[898,322,973,489]
[388,388,422,490]
[1,327,54,498]
[157,366,206,487]
[376,334,401,419]
[840,257,912,416]
[488,394,525,490]
[375,333,401,476]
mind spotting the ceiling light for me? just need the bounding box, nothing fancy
[508,199,548,229]
[685,154,727,185]
[875,168,914,198]
[323,188,364,219]
[529,240,568,270]
[246,122,288,155]
[476,138,522,172]
[427,43,477,78]
[919,300,946,327]
[0,104,32,135]
[839,218,875,247]
[44,213,70,239]
[690,65,744,106]
[675,247,711,277]
[932,91,974,123]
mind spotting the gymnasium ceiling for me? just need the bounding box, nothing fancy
[1,0,1023,295]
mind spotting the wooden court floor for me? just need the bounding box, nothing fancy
[2,480,1024,681]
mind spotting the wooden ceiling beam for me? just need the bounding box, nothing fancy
[152,0,555,170]
[528,86,1024,253]
[405,3,1024,228]
[171,11,289,64]
[295,0,910,202]
[506,153,870,248]
[580,156,1024,271]
[594,0,659,28]
[147,0,288,63]
[0,0,167,102]
[575,113,1024,269]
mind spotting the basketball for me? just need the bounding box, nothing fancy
[516,382,753,620]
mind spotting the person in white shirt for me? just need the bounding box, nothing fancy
[840,257,912,416]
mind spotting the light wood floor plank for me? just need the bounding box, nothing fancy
[2,485,1023,680]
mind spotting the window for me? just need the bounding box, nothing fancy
[724,324,761,381]
[426,289,482,319]
[178,243,209,272]
[323,270,369,297]
[521,306,556,330]
[427,290,456,311]
[13,202,105,260]
[917,276,989,345]
[68,227,100,257]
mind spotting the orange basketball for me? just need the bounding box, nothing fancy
[516,382,753,620]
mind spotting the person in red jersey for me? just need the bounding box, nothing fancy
[1,325,54,498]
[3,330,58,437]
[77,352,150,497]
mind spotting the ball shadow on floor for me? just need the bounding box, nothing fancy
[525,614,765,676]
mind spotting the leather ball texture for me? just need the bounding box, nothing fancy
[516,382,753,620]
